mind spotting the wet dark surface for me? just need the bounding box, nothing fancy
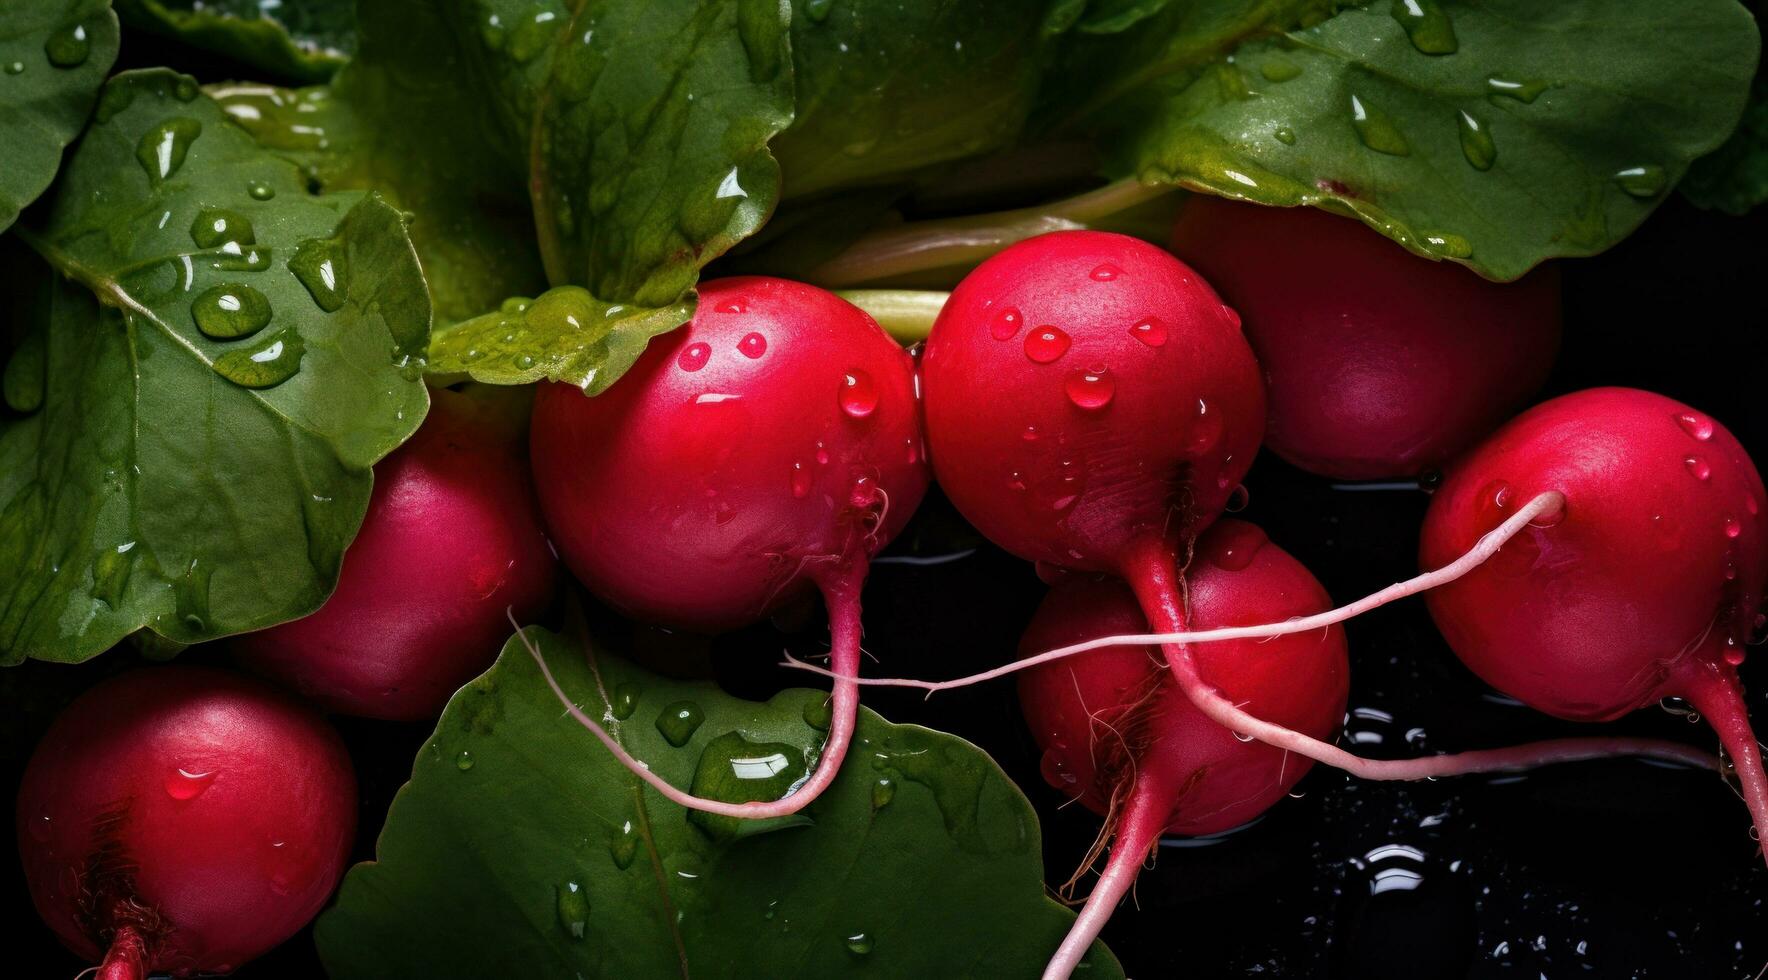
[5,199,1765,978]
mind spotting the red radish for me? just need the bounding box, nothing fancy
[1020,521,1349,979]
[234,386,558,721]
[1422,387,1768,859]
[874,231,1713,783]
[528,275,928,817]
[921,229,1264,574]
[15,667,356,979]
[1170,196,1561,480]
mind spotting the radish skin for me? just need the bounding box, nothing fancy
[527,276,928,817]
[1422,387,1768,861]
[15,667,356,978]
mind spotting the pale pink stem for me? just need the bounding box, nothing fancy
[1122,532,1716,780]
[784,492,1564,692]
[513,578,863,819]
[1680,657,1768,869]
[1042,775,1167,980]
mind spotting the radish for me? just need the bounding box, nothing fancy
[527,275,928,817]
[1021,521,1349,979]
[15,667,356,979]
[839,231,1711,784]
[234,386,558,720]
[1169,196,1562,481]
[1421,387,1768,859]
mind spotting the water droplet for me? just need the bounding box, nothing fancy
[1260,57,1302,82]
[1220,305,1242,330]
[1723,646,1747,667]
[1684,456,1712,482]
[1129,317,1167,347]
[678,342,711,372]
[815,443,831,465]
[1209,522,1268,571]
[989,306,1022,341]
[871,777,896,809]
[1024,326,1071,363]
[1090,263,1123,282]
[1064,369,1115,410]
[839,369,878,418]
[1747,497,1760,516]
[1274,126,1297,145]
[656,701,706,747]
[455,750,474,771]
[1676,412,1714,441]
[211,247,273,272]
[610,820,639,868]
[1350,94,1410,156]
[135,118,203,185]
[44,23,91,68]
[738,332,767,358]
[1422,233,1474,258]
[212,327,304,388]
[247,180,275,200]
[4,62,25,76]
[1389,0,1457,54]
[1613,165,1666,198]
[556,880,590,940]
[1492,481,1515,509]
[1487,77,1550,103]
[289,237,349,312]
[1457,111,1495,170]
[192,283,272,339]
[1006,471,1027,492]
[845,932,873,956]
[1021,425,1040,442]
[802,698,832,731]
[1724,517,1742,539]
[1225,484,1250,513]
[718,297,748,314]
[1232,731,1255,743]
[612,683,641,720]
[790,462,813,499]
[164,767,216,800]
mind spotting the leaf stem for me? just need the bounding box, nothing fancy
[835,290,949,344]
[807,179,1175,288]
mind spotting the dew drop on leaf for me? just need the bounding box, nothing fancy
[655,700,706,747]
[555,880,589,941]
[192,283,273,339]
[1389,0,1458,54]
[289,237,349,312]
[43,23,91,68]
[212,327,305,388]
[1457,111,1495,170]
[1349,95,1410,156]
[135,118,203,186]
[1613,165,1666,198]
[190,208,257,249]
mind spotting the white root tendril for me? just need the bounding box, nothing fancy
[783,491,1566,692]
[509,608,856,820]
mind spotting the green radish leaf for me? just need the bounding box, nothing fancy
[115,0,354,82]
[209,0,547,326]
[0,69,429,665]
[1056,0,1760,280]
[770,0,1048,200]
[1682,73,1768,216]
[426,286,690,393]
[473,0,794,307]
[316,627,1124,979]
[0,0,120,232]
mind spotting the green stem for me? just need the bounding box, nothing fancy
[836,290,950,344]
[808,179,1177,288]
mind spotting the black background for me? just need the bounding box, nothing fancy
[5,28,1767,980]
